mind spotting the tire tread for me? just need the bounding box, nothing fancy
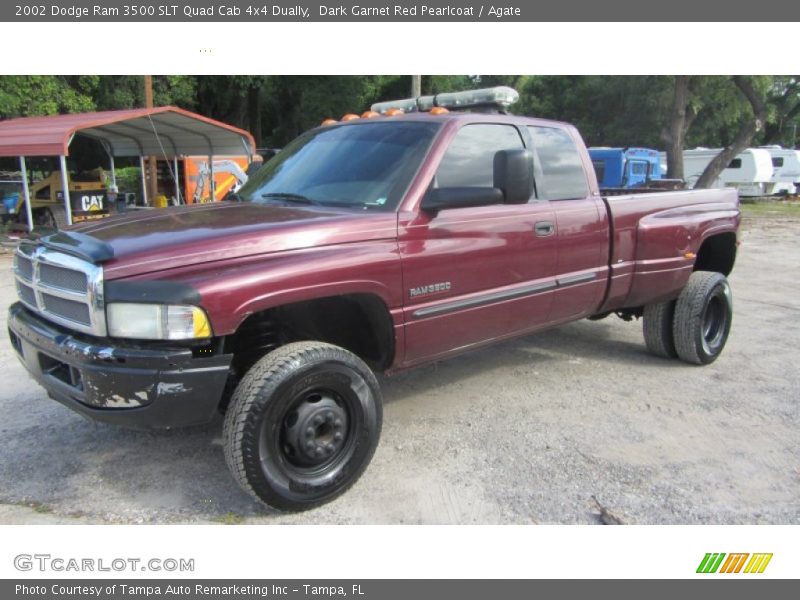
[643,300,677,359]
[672,271,729,365]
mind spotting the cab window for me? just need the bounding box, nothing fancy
[436,124,524,188]
[528,126,589,200]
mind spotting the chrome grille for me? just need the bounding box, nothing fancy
[41,293,92,325]
[39,263,88,292]
[13,254,33,281]
[15,280,37,307]
[13,246,105,336]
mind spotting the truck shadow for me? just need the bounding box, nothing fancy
[381,318,684,405]
[0,318,684,522]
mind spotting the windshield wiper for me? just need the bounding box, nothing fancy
[260,192,318,205]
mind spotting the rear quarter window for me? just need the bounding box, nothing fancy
[528,126,589,200]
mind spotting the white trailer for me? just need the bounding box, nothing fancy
[663,148,776,197]
[760,146,800,195]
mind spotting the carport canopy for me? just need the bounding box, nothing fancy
[0,107,256,229]
[0,106,256,158]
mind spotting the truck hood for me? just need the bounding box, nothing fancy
[65,202,398,279]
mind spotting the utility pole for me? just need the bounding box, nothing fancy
[411,75,421,98]
[144,75,158,204]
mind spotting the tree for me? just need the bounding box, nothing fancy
[658,76,775,185]
[661,76,695,180]
[762,76,800,146]
[519,76,673,147]
[0,76,97,118]
[694,77,768,188]
[261,76,389,146]
[93,76,196,111]
[410,75,421,97]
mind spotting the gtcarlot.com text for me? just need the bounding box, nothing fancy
[14,554,195,572]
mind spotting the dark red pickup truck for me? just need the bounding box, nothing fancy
[8,88,740,511]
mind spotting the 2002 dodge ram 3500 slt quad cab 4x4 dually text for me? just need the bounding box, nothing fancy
[8,87,740,511]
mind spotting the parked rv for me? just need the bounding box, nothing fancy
[589,147,662,189]
[760,146,800,195]
[665,148,775,197]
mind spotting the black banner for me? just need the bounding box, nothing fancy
[3,0,799,22]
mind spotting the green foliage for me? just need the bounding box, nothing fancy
[518,76,673,147]
[740,199,800,216]
[264,75,390,144]
[682,76,771,148]
[763,76,800,146]
[1,75,797,156]
[0,76,96,118]
[113,166,143,197]
[210,512,245,525]
[93,76,196,110]
[156,75,197,109]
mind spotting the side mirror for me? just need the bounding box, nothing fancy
[421,187,504,213]
[494,148,534,204]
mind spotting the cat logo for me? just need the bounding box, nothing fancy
[80,195,104,212]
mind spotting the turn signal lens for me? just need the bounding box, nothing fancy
[107,303,212,340]
[192,307,212,338]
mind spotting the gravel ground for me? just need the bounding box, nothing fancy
[0,209,798,524]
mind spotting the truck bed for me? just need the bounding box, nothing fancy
[599,187,740,312]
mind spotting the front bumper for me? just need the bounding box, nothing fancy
[7,303,232,428]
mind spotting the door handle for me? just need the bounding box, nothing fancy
[534,221,555,237]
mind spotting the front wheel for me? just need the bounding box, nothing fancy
[223,342,383,511]
[672,271,733,365]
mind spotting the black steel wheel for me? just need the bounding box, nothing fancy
[223,341,382,511]
[673,271,733,365]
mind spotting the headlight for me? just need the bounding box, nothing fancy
[106,303,212,340]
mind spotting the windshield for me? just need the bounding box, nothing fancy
[238,120,440,211]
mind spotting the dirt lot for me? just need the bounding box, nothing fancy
[0,205,798,525]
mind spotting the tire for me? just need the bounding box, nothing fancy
[223,341,382,511]
[643,300,677,358]
[672,271,733,365]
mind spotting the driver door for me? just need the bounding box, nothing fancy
[399,123,558,367]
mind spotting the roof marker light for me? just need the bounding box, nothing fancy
[361,110,380,119]
[384,108,405,117]
[341,113,361,121]
[430,107,450,115]
[321,118,337,126]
